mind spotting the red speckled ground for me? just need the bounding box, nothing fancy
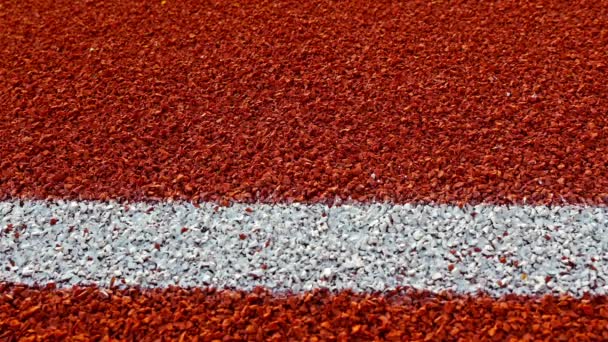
[2,0,608,340]
[2,285,608,341]
[2,0,607,205]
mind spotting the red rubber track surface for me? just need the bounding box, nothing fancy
[1,284,608,341]
[1,0,608,205]
[2,1,608,340]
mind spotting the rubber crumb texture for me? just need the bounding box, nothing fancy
[2,0,608,205]
[1,284,607,341]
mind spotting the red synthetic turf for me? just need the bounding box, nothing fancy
[2,0,608,205]
[1,284,607,341]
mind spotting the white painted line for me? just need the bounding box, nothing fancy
[1,200,607,296]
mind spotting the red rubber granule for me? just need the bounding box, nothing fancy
[0,0,607,205]
[2,0,608,339]
[1,284,607,341]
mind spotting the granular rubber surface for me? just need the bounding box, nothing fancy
[2,0,608,340]
[1,0,608,205]
[2,284,608,341]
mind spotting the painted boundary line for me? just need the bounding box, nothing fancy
[1,200,607,296]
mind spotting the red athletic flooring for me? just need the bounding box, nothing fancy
[2,0,608,340]
[2,0,607,205]
[2,285,608,341]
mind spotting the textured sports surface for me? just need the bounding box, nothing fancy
[2,0,608,340]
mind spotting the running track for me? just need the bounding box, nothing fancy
[1,0,608,340]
